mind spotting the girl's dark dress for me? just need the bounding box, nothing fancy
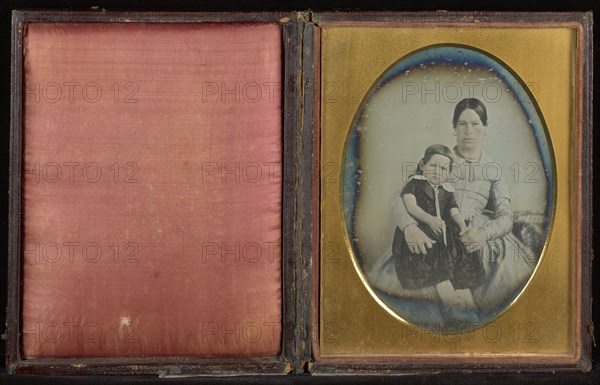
[393,176,486,290]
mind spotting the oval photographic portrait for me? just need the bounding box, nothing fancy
[343,45,554,331]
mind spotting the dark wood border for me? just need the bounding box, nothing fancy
[7,9,303,376]
[309,19,321,363]
[312,10,592,26]
[7,9,24,375]
[6,9,594,377]
[282,10,308,374]
[308,11,593,374]
[297,13,318,371]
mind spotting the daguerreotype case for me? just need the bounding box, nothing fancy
[6,10,592,376]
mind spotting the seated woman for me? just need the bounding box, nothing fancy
[369,98,538,325]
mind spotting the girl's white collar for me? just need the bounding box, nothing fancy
[409,175,455,192]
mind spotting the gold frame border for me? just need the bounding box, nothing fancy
[339,42,558,332]
[313,17,589,368]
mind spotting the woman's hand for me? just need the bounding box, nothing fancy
[459,227,488,253]
[403,224,436,255]
[426,217,445,237]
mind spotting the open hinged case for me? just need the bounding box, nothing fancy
[7,10,593,376]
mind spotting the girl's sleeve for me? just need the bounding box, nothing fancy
[480,179,513,240]
[445,192,459,218]
[400,179,417,196]
[393,180,417,230]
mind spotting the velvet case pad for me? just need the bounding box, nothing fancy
[21,23,282,358]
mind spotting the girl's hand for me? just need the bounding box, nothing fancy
[459,228,488,253]
[427,217,446,237]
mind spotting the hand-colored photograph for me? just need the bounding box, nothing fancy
[343,45,554,331]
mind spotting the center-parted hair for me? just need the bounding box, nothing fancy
[452,98,488,127]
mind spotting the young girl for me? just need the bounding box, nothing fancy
[392,144,485,322]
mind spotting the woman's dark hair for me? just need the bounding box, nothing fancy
[416,144,455,174]
[452,98,488,127]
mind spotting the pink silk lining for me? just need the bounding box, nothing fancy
[21,23,282,357]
